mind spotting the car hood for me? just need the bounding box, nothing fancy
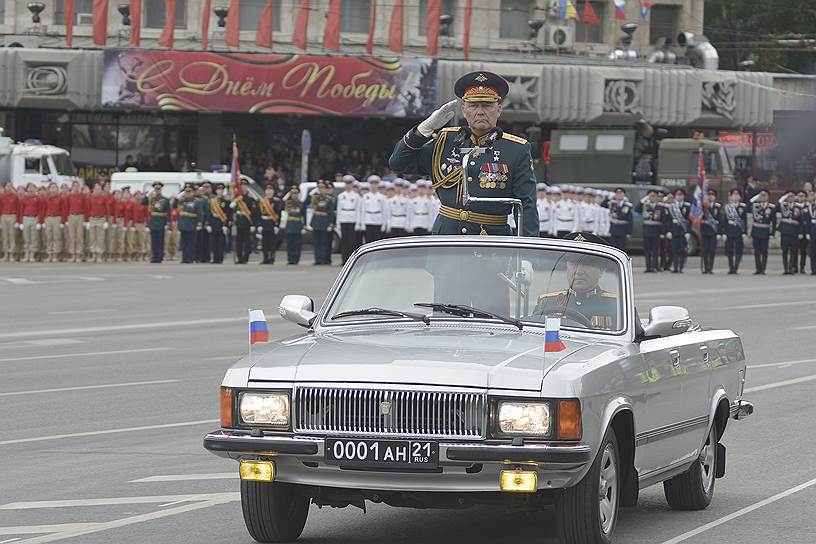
[247,327,609,392]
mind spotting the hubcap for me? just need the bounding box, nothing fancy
[598,443,618,535]
[700,426,716,494]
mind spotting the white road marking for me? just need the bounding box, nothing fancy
[0,316,264,340]
[129,473,234,483]
[659,476,816,544]
[744,374,816,393]
[8,498,237,544]
[0,348,172,363]
[637,283,811,300]
[792,323,816,331]
[0,379,180,397]
[1,278,34,285]
[77,276,104,282]
[48,309,114,316]
[0,492,238,510]
[721,300,815,310]
[749,358,816,369]
[201,355,240,361]
[1,538,22,543]
[0,419,218,446]
[0,524,99,535]
[0,339,83,349]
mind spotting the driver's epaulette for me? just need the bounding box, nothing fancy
[538,290,568,300]
[601,291,618,298]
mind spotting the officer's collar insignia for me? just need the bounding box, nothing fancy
[475,73,488,82]
[574,233,586,242]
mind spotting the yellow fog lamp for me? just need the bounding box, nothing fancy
[239,460,275,482]
[499,470,538,493]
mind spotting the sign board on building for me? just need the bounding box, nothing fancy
[101,50,436,118]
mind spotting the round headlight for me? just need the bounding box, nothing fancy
[498,402,551,436]
[239,392,290,427]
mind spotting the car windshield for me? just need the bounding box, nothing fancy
[325,245,625,333]
[51,154,75,176]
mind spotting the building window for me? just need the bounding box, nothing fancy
[499,0,533,39]
[341,0,372,34]
[649,5,680,44]
[418,0,456,37]
[575,1,605,43]
[240,0,281,31]
[145,0,187,29]
[54,0,94,25]
[0,0,5,25]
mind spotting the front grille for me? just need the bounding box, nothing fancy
[294,387,486,440]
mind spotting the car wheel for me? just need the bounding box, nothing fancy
[663,424,717,510]
[240,480,310,543]
[556,429,620,544]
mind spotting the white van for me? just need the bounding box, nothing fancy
[109,171,261,198]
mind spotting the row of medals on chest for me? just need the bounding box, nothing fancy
[442,148,507,190]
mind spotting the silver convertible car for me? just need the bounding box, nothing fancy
[204,235,754,544]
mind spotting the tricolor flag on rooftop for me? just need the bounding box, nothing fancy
[249,309,269,346]
[559,0,579,20]
[614,0,627,20]
[544,318,566,353]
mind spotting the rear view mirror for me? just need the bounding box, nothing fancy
[642,306,691,338]
[279,295,316,328]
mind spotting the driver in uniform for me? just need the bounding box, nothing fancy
[532,233,618,330]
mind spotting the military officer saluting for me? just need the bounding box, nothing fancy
[636,189,663,273]
[749,189,775,275]
[389,71,538,236]
[723,188,747,274]
[700,189,723,274]
[309,181,336,265]
[605,188,633,251]
[143,182,170,263]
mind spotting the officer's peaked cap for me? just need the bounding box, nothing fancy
[454,72,509,103]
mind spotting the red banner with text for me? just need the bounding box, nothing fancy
[102,50,437,118]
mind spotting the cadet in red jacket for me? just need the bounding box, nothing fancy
[65,182,88,262]
[17,184,42,262]
[1,182,19,261]
[130,192,148,261]
[86,184,112,263]
[42,183,65,263]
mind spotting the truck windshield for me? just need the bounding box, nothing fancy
[51,154,75,176]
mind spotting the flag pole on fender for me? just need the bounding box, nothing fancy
[248,309,270,356]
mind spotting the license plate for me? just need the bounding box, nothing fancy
[325,438,438,470]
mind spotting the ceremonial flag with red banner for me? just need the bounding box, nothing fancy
[582,0,600,26]
[463,0,473,59]
[388,0,404,53]
[92,0,108,46]
[201,0,212,48]
[293,0,310,50]
[324,0,341,51]
[425,0,441,56]
[158,0,176,48]
[365,0,377,55]
[226,0,241,47]
[256,0,274,48]
[129,0,142,46]
[65,0,75,46]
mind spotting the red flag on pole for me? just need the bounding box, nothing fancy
[65,0,75,46]
[201,0,212,49]
[387,0,404,53]
[463,0,473,59]
[582,0,600,26]
[365,0,377,55]
[92,0,108,46]
[293,0,310,50]
[226,0,240,48]
[425,0,441,56]
[129,0,141,46]
[256,0,274,48]
[323,0,341,51]
[158,0,176,47]
[231,137,242,198]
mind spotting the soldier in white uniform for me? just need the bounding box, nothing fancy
[357,175,389,244]
[387,178,412,238]
[576,187,599,235]
[594,190,611,238]
[409,179,433,235]
[552,187,578,238]
[337,175,361,264]
[536,183,552,238]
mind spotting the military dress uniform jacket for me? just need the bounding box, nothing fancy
[533,287,618,330]
[177,198,202,232]
[388,126,538,236]
[701,202,723,237]
[233,196,260,229]
[665,201,692,235]
[723,203,747,237]
[309,194,336,231]
[777,201,803,237]
[195,195,211,229]
[750,203,776,238]
[210,196,232,229]
[606,199,633,237]
[259,196,281,227]
[142,195,171,230]
[635,201,664,238]
[284,199,307,234]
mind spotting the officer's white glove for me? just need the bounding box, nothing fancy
[35,223,42,231]
[17,223,24,231]
[84,222,90,230]
[381,225,388,233]
[417,99,457,138]
[799,234,805,240]
[717,234,725,241]
[257,226,263,234]
[196,224,202,231]
[13,223,19,230]
[250,226,256,233]
[59,223,64,229]
[301,228,306,234]
[305,225,313,232]
[205,225,212,233]
[684,232,691,241]
[659,234,665,240]
[666,232,672,240]
[103,222,109,229]
[273,226,279,235]
[255,233,263,240]
[808,234,812,240]
[145,227,150,234]
[229,201,237,209]
[328,225,334,232]
[222,226,229,235]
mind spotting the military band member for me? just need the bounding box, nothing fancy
[143,182,170,263]
[665,188,692,273]
[606,188,633,250]
[258,184,281,265]
[777,191,802,275]
[231,183,258,265]
[337,175,361,263]
[284,186,306,265]
[749,189,775,275]
[389,71,538,236]
[795,190,809,273]
[724,189,748,274]
[309,180,336,265]
[700,189,723,274]
[209,183,231,264]
[636,189,663,273]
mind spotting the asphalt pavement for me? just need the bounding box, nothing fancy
[1,250,815,544]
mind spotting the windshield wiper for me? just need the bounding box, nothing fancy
[331,307,430,324]
[414,303,523,330]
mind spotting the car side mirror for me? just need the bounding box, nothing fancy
[642,306,692,338]
[279,295,316,328]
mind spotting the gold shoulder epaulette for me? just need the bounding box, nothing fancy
[538,290,568,300]
[502,132,528,145]
[601,291,618,299]
[440,127,460,133]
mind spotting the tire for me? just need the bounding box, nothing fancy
[663,424,717,510]
[556,430,620,544]
[240,480,310,543]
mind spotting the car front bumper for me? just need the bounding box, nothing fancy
[203,430,592,491]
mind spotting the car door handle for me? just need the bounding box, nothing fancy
[700,345,710,364]
[669,349,680,367]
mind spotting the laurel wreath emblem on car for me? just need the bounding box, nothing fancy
[379,401,393,416]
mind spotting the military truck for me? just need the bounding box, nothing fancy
[0,129,81,187]
[547,128,736,196]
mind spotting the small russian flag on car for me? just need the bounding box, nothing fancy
[544,317,566,353]
[249,309,269,345]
